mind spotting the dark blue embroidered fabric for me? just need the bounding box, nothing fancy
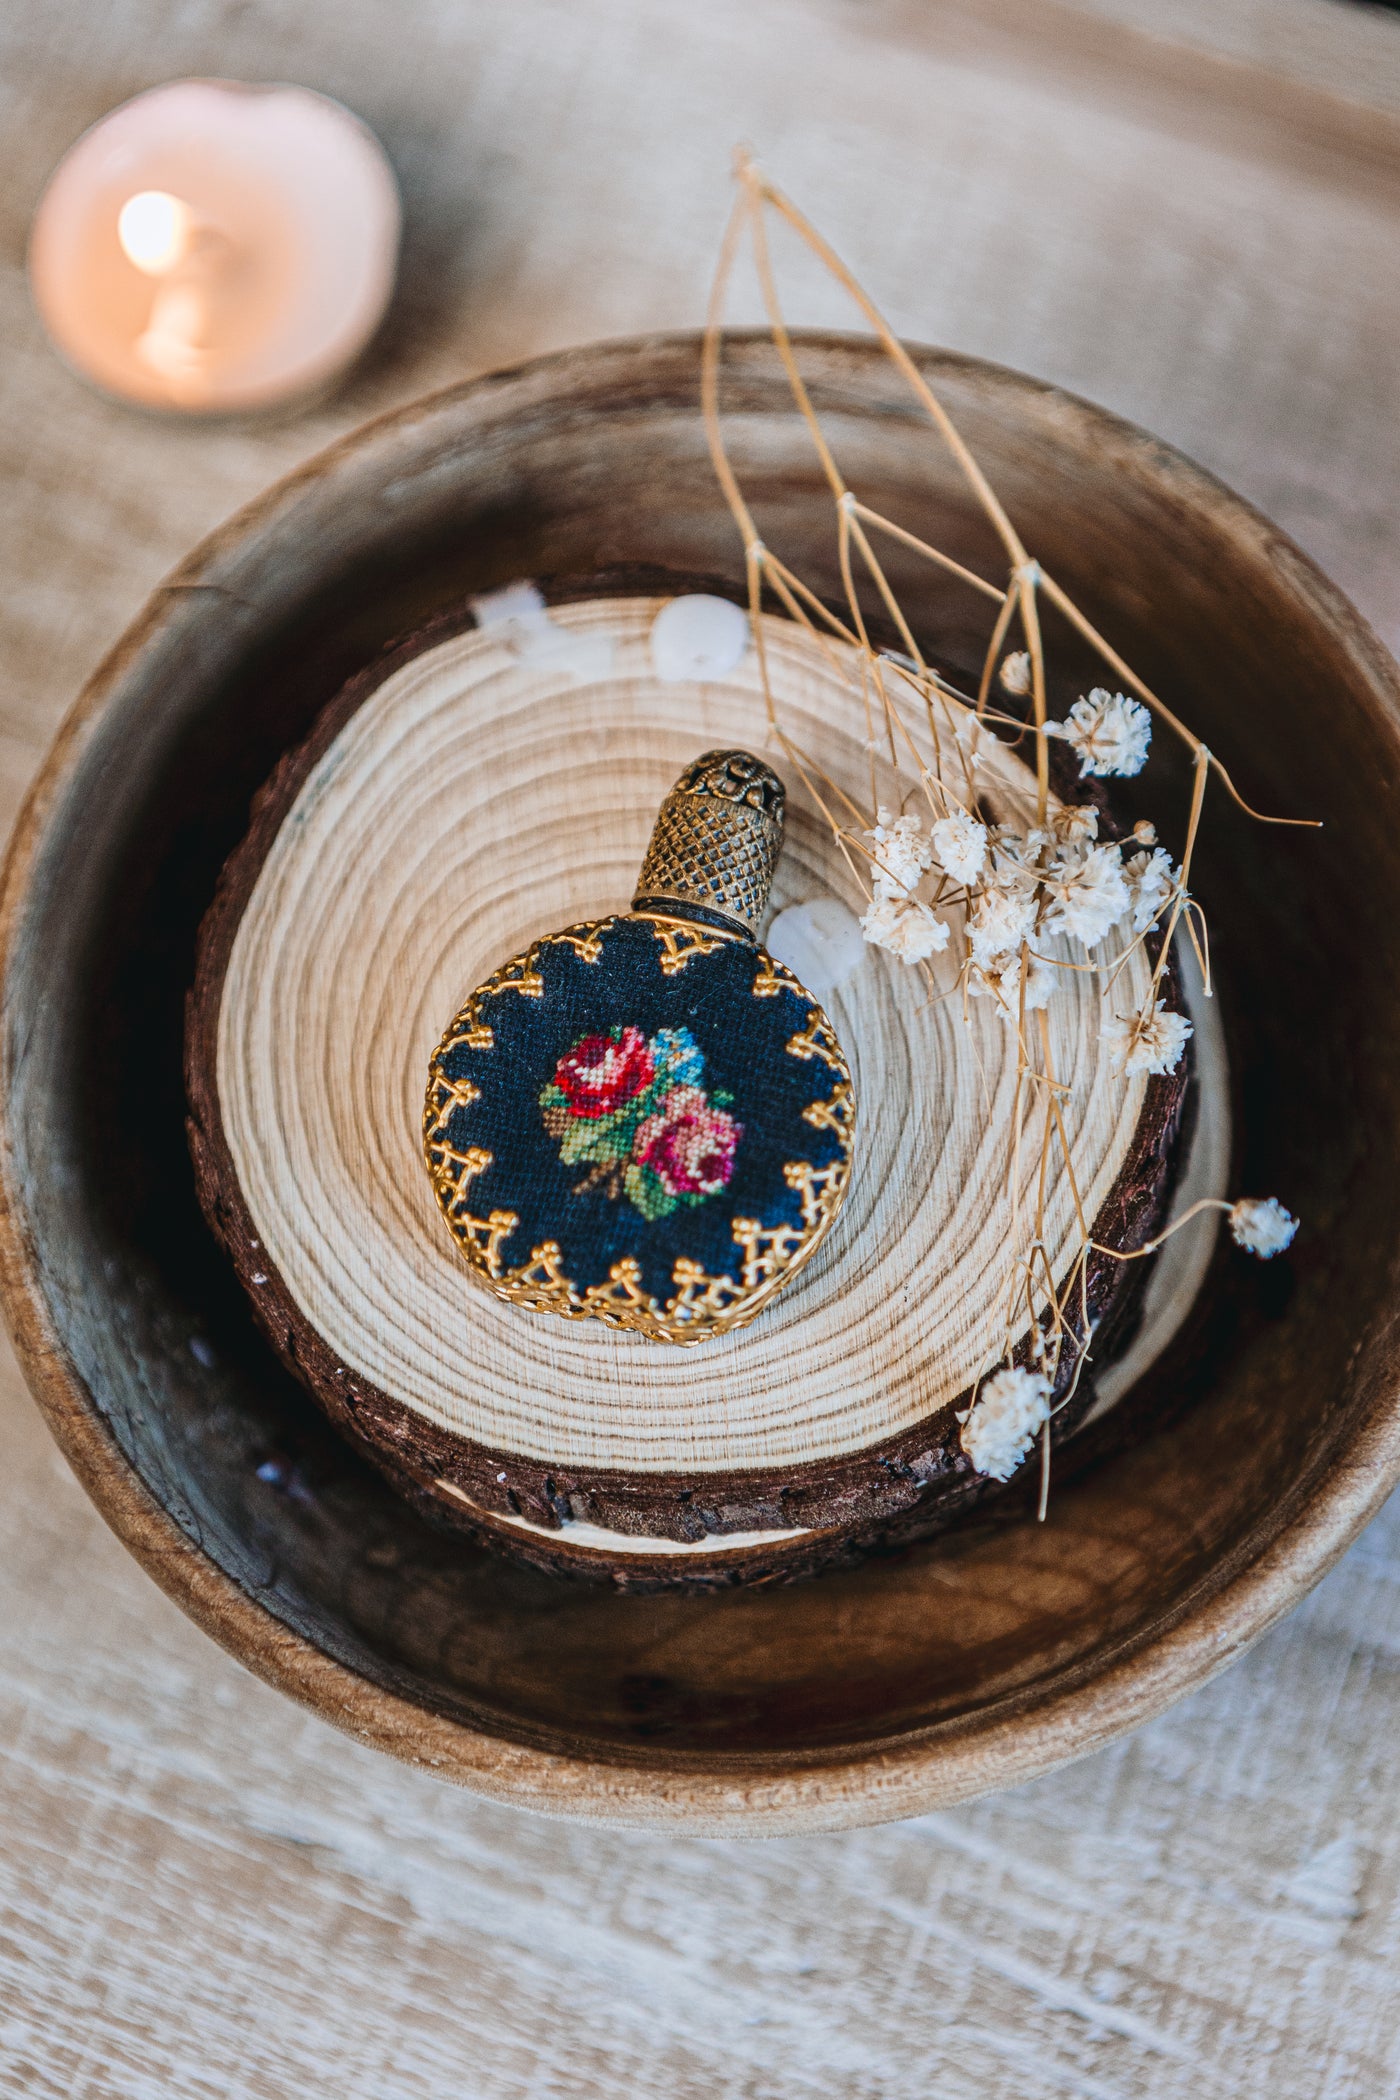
[437,916,845,1300]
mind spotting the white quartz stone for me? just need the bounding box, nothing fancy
[649,593,751,682]
[765,896,867,1001]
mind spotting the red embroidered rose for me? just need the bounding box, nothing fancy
[634,1085,741,1196]
[552,1026,654,1118]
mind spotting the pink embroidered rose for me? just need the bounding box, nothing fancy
[634,1085,741,1197]
[552,1027,654,1119]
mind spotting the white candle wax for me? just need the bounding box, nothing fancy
[28,80,401,414]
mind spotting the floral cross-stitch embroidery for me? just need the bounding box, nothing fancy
[540,1025,741,1222]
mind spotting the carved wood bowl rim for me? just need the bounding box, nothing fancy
[2,331,1397,1834]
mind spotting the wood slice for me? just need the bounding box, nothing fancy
[188,593,1187,1584]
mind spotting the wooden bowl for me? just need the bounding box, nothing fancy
[2,333,1396,1835]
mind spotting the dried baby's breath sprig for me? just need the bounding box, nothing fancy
[1124,846,1178,932]
[860,806,951,960]
[1040,842,1130,947]
[1091,1193,1298,1264]
[860,890,950,962]
[931,809,988,886]
[1103,1000,1194,1077]
[1000,650,1032,695]
[1047,689,1153,779]
[1229,1196,1299,1258]
[866,806,932,895]
[956,1367,1052,1482]
[702,154,1314,1508]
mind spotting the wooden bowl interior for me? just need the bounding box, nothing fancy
[6,336,1399,1800]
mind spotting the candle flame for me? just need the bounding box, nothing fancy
[118,190,193,275]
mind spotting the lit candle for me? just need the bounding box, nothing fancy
[28,80,401,414]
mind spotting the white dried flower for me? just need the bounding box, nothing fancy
[1048,689,1152,778]
[956,1366,1052,1480]
[931,810,988,887]
[866,807,932,898]
[968,947,1055,1022]
[1000,650,1032,696]
[1229,1197,1298,1259]
[860,892,950,962]
[1124,846,1179,932]
[1040,842,1130,948]
[1132,819,1158,846]
[1103,999,1193,1076]
[1053,804,1099,844]
[990,824,1048,872]
[968,881,1038,967]
[1025,951,1057,1008]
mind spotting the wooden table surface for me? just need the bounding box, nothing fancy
[4,2,1400,2092]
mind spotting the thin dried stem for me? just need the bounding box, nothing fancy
[737,154,1028,569]
[977,585,1021,717]
[1036,569,1320,830]
[1091,1196,1231,1261]
[850,502,1006,606]
[698,158,1309,1525]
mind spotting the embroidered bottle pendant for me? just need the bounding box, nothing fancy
[423,751,856,1344]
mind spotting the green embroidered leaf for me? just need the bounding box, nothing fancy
[624,1162,678,1222]
[558,1116,633,1167]
[627,1076,666,1124]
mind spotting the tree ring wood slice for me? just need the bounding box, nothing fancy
[188,595,1190,1586]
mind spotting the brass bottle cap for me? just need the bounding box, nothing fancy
[632,749,785,939]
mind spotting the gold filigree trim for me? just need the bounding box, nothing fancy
[784,1158,848,1232]
[424,1075,483,1138]
[495,959,545,998]
[439,1020,494,1055]
[786,1010,845,1071]
[642,917,731,976]
[451,1206,520,1272]
[802,1080,855,1143]
[424,914,856,1342]
[505,1242,579,1314]
[540,927,605,964]
[433,1152,850,1343]
[426,1140,493,1203]
[581,1257,657,1321]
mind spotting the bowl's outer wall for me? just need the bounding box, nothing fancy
[3,333,1400,1833]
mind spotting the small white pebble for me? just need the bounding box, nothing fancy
[251,1272,268,1286]
[650,594,750,683]
[766,898,866,1000]
[471,578,614,679]
[497,1471,508,1483]
[470,579,547,627]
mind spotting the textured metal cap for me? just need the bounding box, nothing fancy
[632,750,786,939]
